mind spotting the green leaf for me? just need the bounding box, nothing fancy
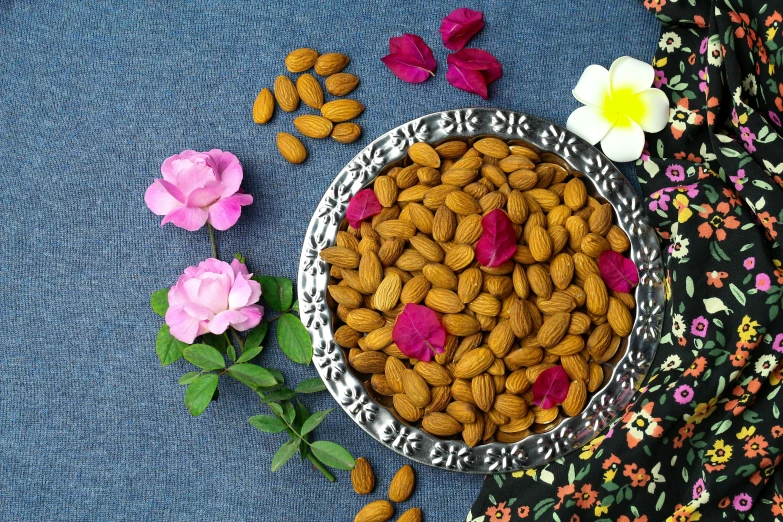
[227,363,277,387]
[185,374,219,416]
[237,345,264,364]
[309,440,355,470]
[301,409,333,435]
[178,371,202,385]
[249,414,287,434]
[277,313,313,365]
[245,323,269,350]
[155,324,187,367]
[281,400,296,424]
[296,378,327,394]
[183,344,226,371]
[227,344,236,362]
[257,276,294,312]
[201,333,227,352]
[267,402,284,417]
[150,288,169,316]
[686,276,694,298]
[263,388,297,403]
[730,283,747,306]
[268,368,285,385]
[292,300,300,312]
[271,439,300,472]
[234,252,246,264]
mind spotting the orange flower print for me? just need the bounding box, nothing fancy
[772,493,783,516]
[684,356,707,377]
[517,506,530,519]
[485,501,511,522]
[706,271,728,288]
[758,211,779,239]
[697,202,740,240]
[772,426,783,438]
[670,98,704,139]
[622,402,664,448]
[573,484,598,509]
[622,463,651,487]
[674,422,696,448]
[724,379,761,416]
[685,398,718,425]
[671,503,702,521]
[554,484,575,510]
[644,0,666,12]
[730,346,750,367]
[744,434,769,458]
[718,497,731,508]
[569,515,580,522]
[602,453,621,469]
[750,455,781,485]
[618,516,649,522]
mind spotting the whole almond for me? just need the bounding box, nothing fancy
[550,253,574,290]
[364,325,394,351]
[425,385,452,413]
[566,216,589,251]
[528,225,553,262]
[494,393,528,418]
[454,347,494,379]
[408,142,441,168]
[386,357,406,393]
[562,379,587,416]
[454,213,483,244]
[442,313,481,336]
[415,362,453,386]
[458,268,483,303]
[526,264,552,299]
[432,205,457,241]
[293,114,333,139]
[443,243,475,271]
[581,233,611,258]
[446,401,478,424]
[505,369,531,395]
[328,285,363,308]
[395,164,421,189]
[563,178,587,210]
[524,188,560,212]
[276,132,307,164]
[606,225,631,253]
[586,323,613,359]
[359,251,383,293]
[397,508,423,522]
[374,273,402,312]
[334,325,361,348]
[425,288,464,314]
[607,297,633,336]
[445,191,481,215]
[252,87,275,124]
[351,351,388,373]
[354,499,394,522]
[320,246,359,268]
[273,75,299,112]
[588,362,604,392]
[471,373,496,412]
[561,354,589,381]
[401,369,431,408]
[351,457,376,495]
[436,140,469,159]
[325,72,360,96]
[400,275,431,304]
[573,252,600,280]
[321,99,365,122]
[487,319,515,357]
[422,412,463,436]
[547,335,586,356]
[537,292,576,315]
[285,47,318,73]
[332,122,363,143]
[378,238,405,267]
[422,263,458,290]
[499,154,534,173]
[371,374,395,396]
[569,312,592,335]
[509,299,533,338]
[469,293,501,316]
[407,204,435,234]
[584,273,609,315]
[473,137,510,158]
[375,219,416,240]
[463,418,484,447]
[451,378,477,405]
[314,52,350,76]
[409,235,443,262]
[374,176,398,207]
[588,204,613,236]
[393,393,424,422]
[346,308,384,332]
[537,312,571,348]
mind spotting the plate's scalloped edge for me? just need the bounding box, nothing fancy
[297,108,664,474]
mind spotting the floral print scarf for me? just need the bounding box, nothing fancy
[468,0,783,520]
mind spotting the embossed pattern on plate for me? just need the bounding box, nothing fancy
[297,108,664,473]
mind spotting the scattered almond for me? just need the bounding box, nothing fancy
[252,88,275,124]
[351,457,375,495]
[276,132,307,164]
[273,75,299,112]
[388,464,415,503]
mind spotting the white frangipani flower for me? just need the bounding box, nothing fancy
[566,56,669,163]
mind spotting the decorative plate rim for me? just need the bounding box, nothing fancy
[297,108,664,474]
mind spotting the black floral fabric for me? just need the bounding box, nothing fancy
[468,0,783,520]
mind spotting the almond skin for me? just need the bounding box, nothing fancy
[314,52,350,76]
[354,499,394,522]
[252,87,274,124]
[276,132,307,164]
[296,73,324,109]
[273,75,299,112]
[285,47,318,73]
[422,412,463,436]
[321,99,365,122]
[293,115,333,139]
[454,348,495,379]
[388,464,416,503]
[408,142,441,168]
[331,122,362,143]
[402,369,431,408]
[397,508,422,522]
[325,72,360,96]
[351,457,376,495]
[473,137,510,158]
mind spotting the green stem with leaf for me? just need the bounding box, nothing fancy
[207,222,218,259]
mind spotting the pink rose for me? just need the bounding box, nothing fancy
[145,149,253,231]
[165,258,263,343]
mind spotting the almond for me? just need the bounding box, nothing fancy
[295,74,324,109]
[606,225,631,253]
[346,308,384,333]
[562,379,587,416]
[425,385,452,413]
[406,204,434,234]
[351,457,376,495]
[443,243,475,271]
[397,508,422,522]
[314,52,350,76]
[537,292,576,315]
[359,251,383,293]
[584,273,609,315]
[409,235,443,262]
[537,312,570,348]
[402,369,431,408]
[504,369,531,395]
[425,288,464,314]
[364,325,394,351]
[498,154,534,173]
[471,373,496,412]
[334,325,361,348]
[442,168,479,187]
[451,378,477,405]
[325,72,359,96]
[395,164,421,189]
[469,293,501,316]
[586,323,613,359]
[463,417,484,448]
[374,273,402,312]
[321,99,364,122]
[446,401,478,424]
[458,268,483,303]
[320,246,359,268]
[566,216,589,251]
[400,275,431,304]
[547,205,572,228]
[528,225,553,262]
[373,176,398,207]
[526,264,552,299]
[546,335,585,356]
[328,285,363,308]
[252,87,274,124]
[532,405,559,424]
[607,297,633,336]
[422,412,463,436]
[473,137,510,158]
[351,351,388,373]
[524,188,560,212]
[393,393,424,422]
[331,122,362,143]
[550,253,574,290]
[293,114,332,139]
[375,219,416,240]
[482,164,508,187]
[445,190,481,215]
[424,185,458,209]
[378,238,404,267]
[273,75,299,112]
[561,354,589,381]
[371,374,395,396]
[573,252,600,280]
[588,203,613,236]
[493,393,528,418]
[454,347,494,378]
[354,499,394,522]
[442,313,481,337]
[454,213,483,244]
[414,362,453,386]
[276,132,307,164]
[285,47,318,73]
[422,263,458,290]
[432,205,457,241]
[563,178,587,210]
[581,233,611,258]
[487,319,515,357]
[498,412,535,433]
[509,299,533,338]
[385,357,406,393]
[435,140,469,158]
[408,142,441,168]
[588,362,604,392]
[569,312,592,335]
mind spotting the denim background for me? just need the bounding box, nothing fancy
[0,1,659,520]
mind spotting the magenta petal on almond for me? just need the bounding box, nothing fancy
[392,303,446,362]
[345,188,382,229]
[532,366,570,409]
[448,48,503,84]
[475,209,516,267]
[445,55,488,99]
[598,250,640,293]
[382,33,436,83]
[440,7,484,51]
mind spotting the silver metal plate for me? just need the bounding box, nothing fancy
[297,108,664,474]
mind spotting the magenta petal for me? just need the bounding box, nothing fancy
[206,149,243,196]
[207,195,249,231]
[208,309,247,335]
[187,184,223,208]
[598,250,639,293]
[475,209,516,267]
[445,58,488,99]
[162,206,209,231]
[392,303,446,362]
[231,304,263,332]
[145,181,182,216]
[448,48,503,85]
[532,366,570,409]
[228,272,253,309]
[382,34,436,84]
[440,7,484,51]
[157,179,186,204]
[345,189,382,229]
[161,150,202,182]
[165,306,203,344]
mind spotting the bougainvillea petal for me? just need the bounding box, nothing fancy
[382,34,436,83]
[439,7,484,51]
[448,48,503,84]
[475,209,516,267]
[598,250,640,293]
[532,366,570,409]
[446,55,488,99]
[345,189,382,229]
[392,303,446,362]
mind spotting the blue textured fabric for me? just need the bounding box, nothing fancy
[0,1,659,520]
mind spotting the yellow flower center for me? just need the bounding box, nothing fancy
[604,88,647,126]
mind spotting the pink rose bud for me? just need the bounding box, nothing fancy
[165,258,263,344]
[145,149,253,231]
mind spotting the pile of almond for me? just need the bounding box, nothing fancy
[319,137,634,446]
[351,459,421,522]
[252,48,364,164]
